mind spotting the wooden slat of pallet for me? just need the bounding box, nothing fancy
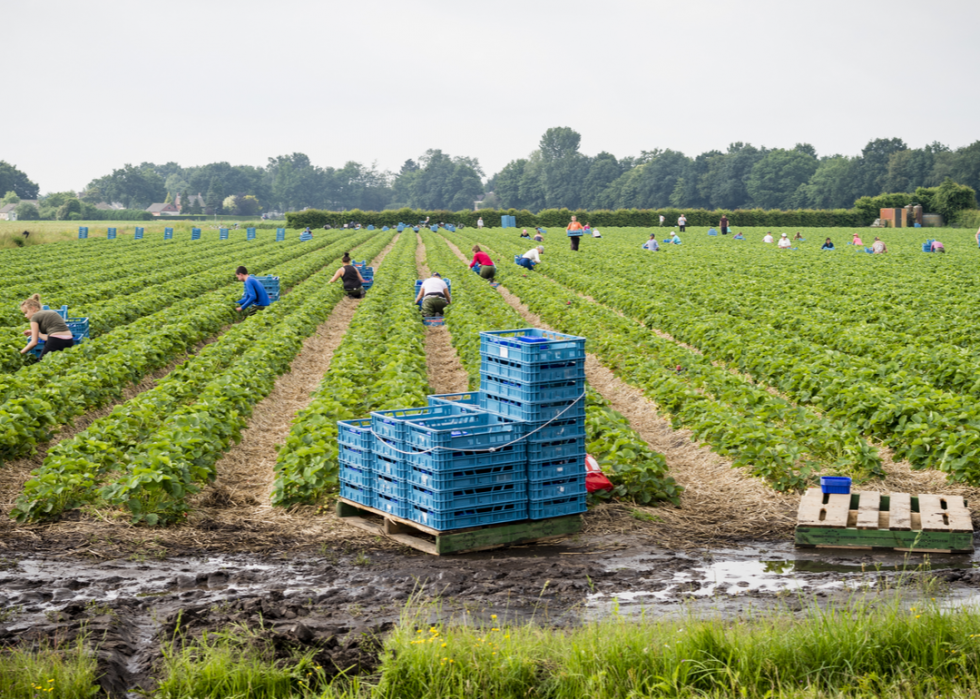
[797,488,850,528]
[919,494,949,532]
[946,496,974,533]
[796,527,973,553]
[855,491,880,530]
[889,492,912,531]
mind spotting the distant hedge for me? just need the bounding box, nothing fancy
[287,206,871,229]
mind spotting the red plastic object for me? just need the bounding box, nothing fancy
[584,454,613,493]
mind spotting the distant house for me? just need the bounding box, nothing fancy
[146,202,179,216]
[0,200,39,221]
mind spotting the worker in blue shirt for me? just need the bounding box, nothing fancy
[235,265,271,315]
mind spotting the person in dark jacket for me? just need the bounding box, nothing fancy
[20,294,75,358]
[329,252,367,298]
[235,265,271,314]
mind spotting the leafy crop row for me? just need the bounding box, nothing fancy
[422,232,681,505]
[272,232,430,506]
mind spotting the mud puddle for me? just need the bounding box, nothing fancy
[1,537,978,695]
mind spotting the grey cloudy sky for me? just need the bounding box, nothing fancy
[5,0,979,193]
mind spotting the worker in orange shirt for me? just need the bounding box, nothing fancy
[567,215,584,251]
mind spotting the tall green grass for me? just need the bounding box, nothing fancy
[0,638,99,698]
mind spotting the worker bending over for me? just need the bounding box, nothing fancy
[415,273,451,317]
[517,245,544,270]
[235,266,271,314]
[469,245,497,281]
[329,252,367,297]
[19,294,74,358]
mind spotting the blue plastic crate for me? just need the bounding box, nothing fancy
[820,476,851,494]
[341,481,372,507]
[374,453,409,480]
[480,328,586,364]
[480,354,585,384]
[340,463,372,489]
[527,437,587,461]
[529,475,587,501]
[410,501,527,531]
[525,417,588,443]
[480,373,585,403]
[338,444,372,470]
[403,412,524,452]
[529,494,587,520]
[481,392,586,423]
[403,441,526,472]
[427,392,484,410]
[256,275,281,303]
[374,492,409,518]
[373,437,408,463]
[337,418,374,451]
[528,456,586,482]
[362,280,374,292]
[372,404,474,441]
[375,473,407,499]
[410,481,527,510]
[409,461,526,491]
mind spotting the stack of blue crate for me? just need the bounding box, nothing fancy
[337,417,375,507]
[477,329,588,520]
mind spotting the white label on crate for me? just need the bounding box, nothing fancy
[559,486,565,493]
[557,466,565,473]
[499,347,508,359]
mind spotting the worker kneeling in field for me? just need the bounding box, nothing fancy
[329,252,367,298]
[518,245,544,270]
[416,272,451,317]
[469,245,496,281]
[19,294,74,359]
[235,265,271,315]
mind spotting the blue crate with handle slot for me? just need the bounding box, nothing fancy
[426,392,484,410]
[480,354,585,384]
[480,328,586,364]
[337,417,374,451]
[341,481,372,507]
[373,437,408,463]
[340,463,372,489]
[410,501,527,531]
[403,412,524,452]
[820,476,851,494]
[338,444,372,471]
[527,436,587,461]
[524,417,588,443]
[375,473,407,499]
[255,275,280,303]
[374,492,409,518]
[529,475,586,501]
[528,455,586,482]
[409,461,526,491]
[481,391,586,423]
[480,373,585,404]
[374,453,409,480]
[409,481,527,511]
[529,494,587,520]
[402,441,526,472]
[372,404,475,441]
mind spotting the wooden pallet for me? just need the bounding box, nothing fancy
[336,498,582,555]
[795,488,974,553]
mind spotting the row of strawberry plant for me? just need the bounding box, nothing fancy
[89,232,399,525]
[531,236,980,482]
[0,230,382,465]
[10,232,392,522]
[423,232,682,505]
[272,232,430,506]
[450,231,881,491]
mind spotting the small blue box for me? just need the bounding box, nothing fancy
[820,476,851,494]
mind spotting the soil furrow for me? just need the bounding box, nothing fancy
[416,234,470,396]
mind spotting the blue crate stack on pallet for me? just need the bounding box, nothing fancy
[337,417,375,508]
[477,329,588,520]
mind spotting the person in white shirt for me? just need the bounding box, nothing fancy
[414,273,451,317]
[518,246,543,269]
[477,217,484,229]
[642,234,659,251]
[677,215,687,232]
[777,233,791,249]
[592,228,602,238]
[659,215,665,226]
[763,232,774,243]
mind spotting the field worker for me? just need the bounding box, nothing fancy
[659,214,665,226]
[234,266,271,314]
[794,231,804,240]
[592,228,602,238]
[669,231,682,244]
[678,214,687,232]
[778,233,792,249]
[533,231,543,242]
[567,215,585,251]
[477,216,484,229]
[329,252,367,298]
[584,222,592,232]
[518,245,543,269]
[821,237,835,250]
[719,214,729,235]
[975,225,980,247]
[520,229,530,238]
[642,234,659,251]
[469,245,497,280]
[852,233,863,246]
[19,294,74,358]
[872,237,887,254]
[763,232,774,243]
[733,231,745,240]
[931,240,946,253]
[415,272,451,317]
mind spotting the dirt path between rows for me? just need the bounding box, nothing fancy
[416,234,470,395]
[441,236,797,546]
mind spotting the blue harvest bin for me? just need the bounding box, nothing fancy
[820,476,851,495]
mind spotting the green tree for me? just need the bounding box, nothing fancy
[56,198,82,220]
[14,202,39,220]
[1,190,20,207]
[205,177,225,215]
[859,137,907,196]
[746,149,819,209]
[222,194,237,212]
[539,127,588,209]
[0,162,39,199]
[931,178,977,222]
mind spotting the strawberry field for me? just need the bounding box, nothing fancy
[0,224,978,534]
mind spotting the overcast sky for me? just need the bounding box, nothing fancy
[4,0,979,194]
